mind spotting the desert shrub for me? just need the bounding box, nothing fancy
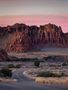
[62,62,68,66]
[37,71,64,77]
[0,68,12,77]
[8,64,15,68]
[15,64,21,68]
[8,64,21,68]
[19,58,38,62]
[34,60,40,67]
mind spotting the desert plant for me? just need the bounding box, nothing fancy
[62,62,68,66]
[37,71,64,77]
[0,68,12,77]
[15,64,21,68]
[8,64,15,68]
[34,60,40,67]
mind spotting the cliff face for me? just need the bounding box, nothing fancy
[38,24,67,46]
[7,31,31,52]
[0,23,68,52]
[0,49,9,61]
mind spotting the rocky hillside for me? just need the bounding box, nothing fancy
[0,23,68,52]
[0,49,9,61]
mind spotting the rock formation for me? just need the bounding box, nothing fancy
[0,49,9,61]
[0,23,68,52]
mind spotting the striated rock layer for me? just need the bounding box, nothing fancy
[0,23,68,52]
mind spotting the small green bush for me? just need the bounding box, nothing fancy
[62,62,68,66]
[15,64,21,68]
[0,68,12,77]
[8,64,15,68]
[37,71,64,77]
[8,64,21,68]
[34,60,40,67]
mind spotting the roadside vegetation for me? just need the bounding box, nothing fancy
[7,64,22,68]
[37,71,65,77]
[7,57,39,62]
[0,63,22,78]
[0,68,12,77]
[34,60,40,67]
[62,62,68,66]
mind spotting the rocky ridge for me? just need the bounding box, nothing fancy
[0,23,68,52]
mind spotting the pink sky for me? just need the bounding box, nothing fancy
[0,0,68,33]
[0,15,68,33]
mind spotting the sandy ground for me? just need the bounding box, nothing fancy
[35,77,68,85]
[8,48,68,58]
[0,78,17,83]
[7,47,68,85]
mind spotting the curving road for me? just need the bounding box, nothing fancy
[0,68,68,90]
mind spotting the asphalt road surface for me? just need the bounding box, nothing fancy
[0,68,68,90]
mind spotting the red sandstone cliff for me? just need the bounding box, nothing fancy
[0,23,68,52]
[0,49,9,61]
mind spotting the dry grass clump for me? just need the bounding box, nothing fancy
[35,77,68,85]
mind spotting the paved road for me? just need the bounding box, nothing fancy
[0,68,68,90]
